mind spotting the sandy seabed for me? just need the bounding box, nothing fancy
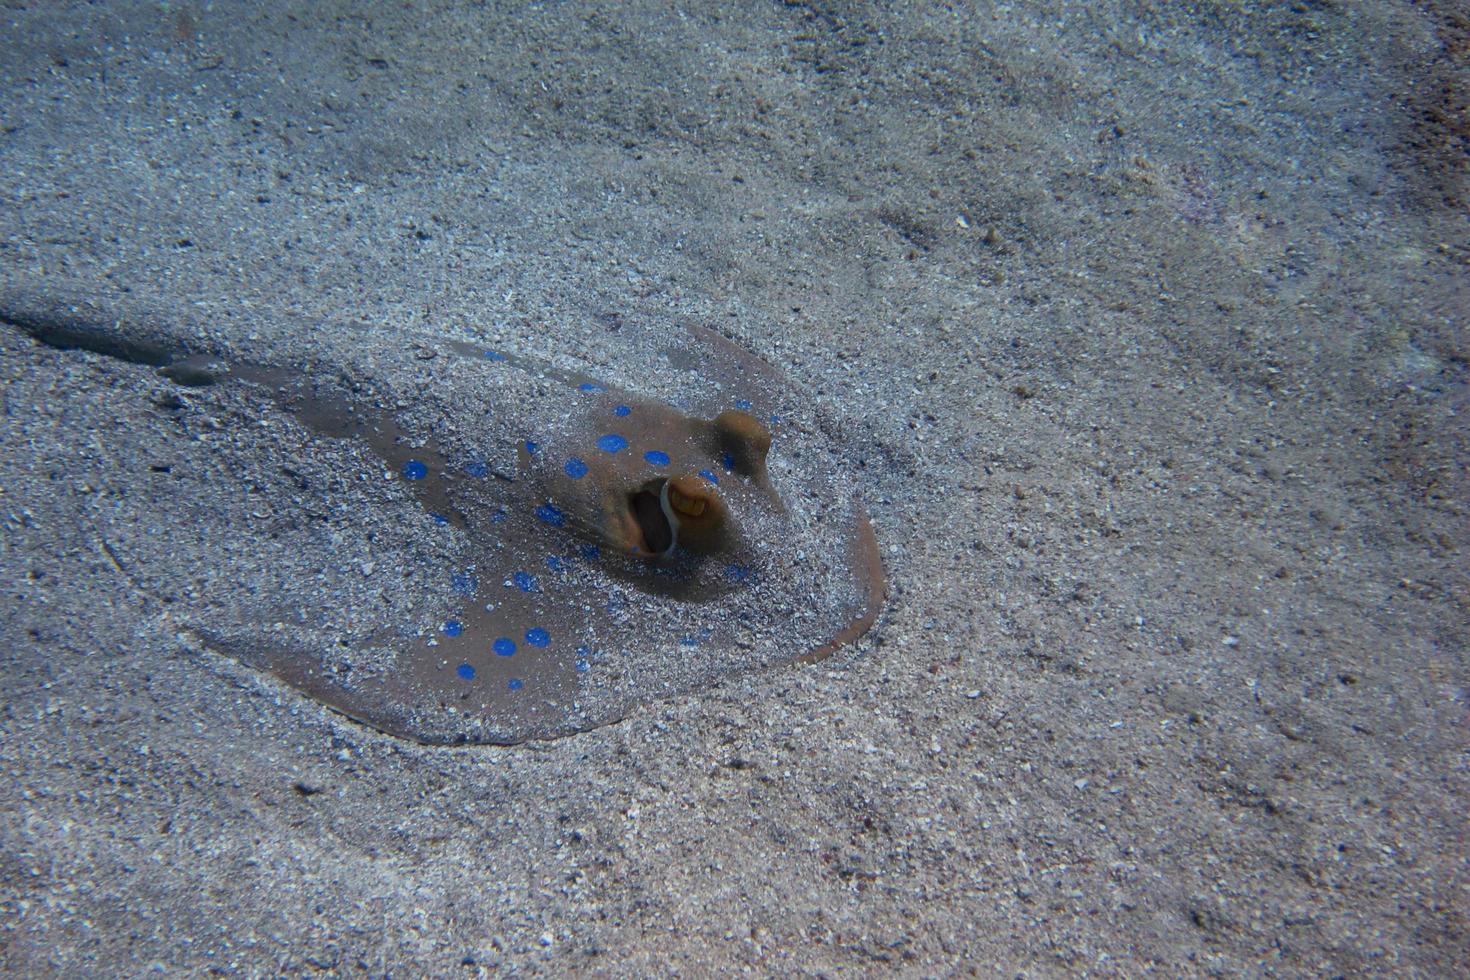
[1,2,1465,975]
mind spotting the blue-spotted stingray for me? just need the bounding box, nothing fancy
[2,291,884,744]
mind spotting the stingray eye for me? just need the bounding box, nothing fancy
[712,410,771,477]
[665,474,722,526]
[660,473,730,557]
[667,483,707,517]
[623,475,731,559]
[630,484,675,556]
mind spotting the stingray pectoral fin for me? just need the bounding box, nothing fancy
[667,320,789,414]
[184,627,436,743]
[795,509,886,665]
[187,624,580,746]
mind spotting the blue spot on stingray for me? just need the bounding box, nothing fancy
[644,450,671,466]
[493,637,517,657]
[575,645,592,672]
[464,460,489,478]
[456,663,476,680]
[524,439,540,455]
[769,414,780,425]
[525,627,551,648]
[564,457,588,479]
[401,459,428,481]
[547,555,567,573]
[613,404,631,417]
[508,678,523,691]
[512,571,538,592]
[725,563,750,583]
[490,507,507,525]
[536,503,566,527]
[443,620,464,637]
[580,544,600,561]
[578,382,601,392]
[597,433,628,453]
[429,512,449,526]
[484,350,507,362]
[721,452,734,472]
[699,468,719,484]
[735,398,752,410]
[451,572,478,596]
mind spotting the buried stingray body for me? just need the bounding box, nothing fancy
[4,296,884,744]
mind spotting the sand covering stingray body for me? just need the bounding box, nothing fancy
[3,296,883,744]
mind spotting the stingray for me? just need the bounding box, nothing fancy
[1,290,884,744]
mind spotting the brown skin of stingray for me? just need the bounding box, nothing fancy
[0,294,886,745]
[575,409,775,560]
